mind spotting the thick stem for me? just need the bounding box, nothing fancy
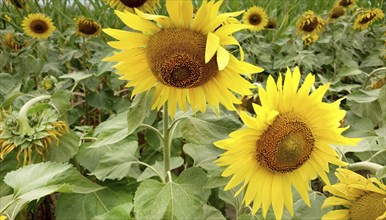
[162,104,171,181]
[18,95,51,135]
[347,161,383,174]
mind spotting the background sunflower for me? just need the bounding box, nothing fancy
[75,17,101,38]
[243,6,269,31]
[103,0,159,12]
[22,13,55,39]
[296,10,326,36]
[353,8,385,30]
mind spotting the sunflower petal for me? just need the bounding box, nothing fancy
[216,46,230,70]
[205,32,220,63]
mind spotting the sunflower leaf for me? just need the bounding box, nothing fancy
[126,88,155,135]
[134,167,210,220]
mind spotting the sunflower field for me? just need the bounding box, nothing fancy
[0,0,385,219]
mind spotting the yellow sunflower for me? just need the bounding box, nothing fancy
[335,0,356,9]
[243,6,268,31]
[103,0,159,13]
[328,6,346,22]
[22,13,56,39]
[322,168,386,220]
[296,10,326,36]
[215,67,360,220]
[75,17,102,38]
[302,34,319,46]
[354,8,385,31]
[5,0,26,9]
[103,0,263,117]
[2,32,28,51]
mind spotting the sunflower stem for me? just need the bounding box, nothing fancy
[162,104,171,181]
[347,161,383,174]
[18,95,51,135]
[362,67,386,90]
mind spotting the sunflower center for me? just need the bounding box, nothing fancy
[350,192,385,220]
[256,113,315,173]
[302,18,318,32]
[120,0,147,8]
[339,0,353,7]
[147,27,218,88]
[11,0,24,8]
[79,22,98,35]
[359,13,377,24]
[331,7,345,19]
[30,20,48,34]
[249,14,262,25]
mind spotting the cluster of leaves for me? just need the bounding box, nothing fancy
[0,0,385,219]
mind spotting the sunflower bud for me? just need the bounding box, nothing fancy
[41,75,57,91]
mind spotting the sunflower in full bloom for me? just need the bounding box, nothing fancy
[5,0,26,9]
[75,17,102,38]
[328,6,346,22]
[103,0,159,13]
[302,34,319,46]
[215,67,360,220]
[243,6,268,31]
[22,13,56,39]
[0,109,68,166]
[322,168,386,220]
[296,10,326,36]
[353,8,385,31]
[103,0,263,117]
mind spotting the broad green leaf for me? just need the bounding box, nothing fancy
[59,71,92,84]
[50,90,72,114]
[183,143,221,171]
[0,73,17,99]
[127,89,155,135]
[204,168,230,189]
[49,131,80,163]
[202,204,226,220]
[134,167,210,220]
[87,129,129,150]
[347,89,381,103]
[137,157,183,182]
[177,111,242,145]
[337,67,362,77]
[285,192,331,220]
[0,84,23,108]
[56,185,134,220]
[0,152,18,197]
[91,141,140,181]
[2,162,103,218]
[86,89,115,112]
[93,203,134,220]
[94,110,129,137]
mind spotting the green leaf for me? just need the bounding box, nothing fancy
[94,110,130,137]
[285,192,331,220]
[49,131,80,163]
[0,152,18,197]
[93,203,134,220]
[86,89,115,112]
[183,143,221,171]
[204,168,230,189]
[56,185,134,220]
[91,141,140,181]
[127,89,155,135]
[0,73,17,99]
[347,89,381,103]
[137,157,183,182]
[1,162,103,218]
[134,167,210,220]
[59,71,92,84]
[177,111,242,145]
[202,204,226,220]
[50,90,72,114]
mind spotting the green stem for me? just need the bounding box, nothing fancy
[347,161,383,174]
[163,104,171,181]
[362,67,386,89]
[136,161,164,183]
[18,95,51,135]
[139,124,163,140]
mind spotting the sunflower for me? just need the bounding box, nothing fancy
[354,8,385,31]
[296,10,326,36]
[0,109,68,166]
[215,67,360,220]
[103,0,263,117]
[22,13,56,39]
[328,6,346,22]
[302,34,319,46]
[335,0,356,9]
[103,0,159,13]
[2,32,28,51]
[5,0,26,9]
[243,6,268,31]
[264,18,278,29]
[322,168,386,220]
[75,17,102,38]
[237,94,260,114]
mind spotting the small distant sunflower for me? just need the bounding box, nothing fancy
[302,34,319,46]
[265,18,278,29]
[103,0,159,13]
[237,94,260,114]
[2,32,28,51]
[0,109,68,166]
[104,0,263,117]
[243,6,268,31]
[5,0,26,9]
[22,13,56,39]
[328,6,346,22]
[322,168,386,220]
[354,8,385,31]
[75,17,101,38]
[215,67,360,219]
[335,0,356,9]
[296,10,326,36]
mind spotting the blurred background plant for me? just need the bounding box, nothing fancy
[0,0,385,219]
